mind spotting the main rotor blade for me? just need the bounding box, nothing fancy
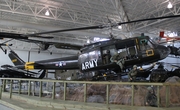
[31,35,54,39]
[24,25,103,36]
[117,14,180,25]
[25,14,180,36]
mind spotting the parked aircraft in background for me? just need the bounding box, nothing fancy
[159,31,180,42]
[0,32,82,51]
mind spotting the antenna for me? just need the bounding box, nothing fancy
[106,16,115,39]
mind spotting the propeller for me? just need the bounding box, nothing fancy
[24,15,180,36]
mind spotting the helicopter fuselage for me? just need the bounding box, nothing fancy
[78,36,170,72]
[17,35,170,73]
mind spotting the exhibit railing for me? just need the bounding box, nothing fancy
[0,78,179,108]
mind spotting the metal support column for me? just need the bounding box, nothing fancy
[0,85,2,99]
[165,85,169,107]
[10,80,13,99]
[52,82,56,99]
[39,81,42,98]
[28,81,31,96]
[157,86,160,107]
[84,83,87,102]
[106,84,109,104]
[2,79,6,92]
[18,80,21,94]
[64,82,66,101]
[131,85,134,106]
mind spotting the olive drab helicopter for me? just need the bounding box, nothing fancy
[10,33,170,73]
[6,15,180,79]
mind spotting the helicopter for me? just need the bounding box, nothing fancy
[9,34,170,78]
[5,15,180,80]
[8,47,156,81]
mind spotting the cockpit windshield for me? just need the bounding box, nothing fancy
[138,36,155,50]
[149,39,157,45]
[149,39,158,48]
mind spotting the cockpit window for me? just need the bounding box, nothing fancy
[140,39,148,45]
[147,40,154,48]
[139,38,154,50]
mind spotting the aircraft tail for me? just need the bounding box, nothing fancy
[158,31,165,42]
[159,31,165,38]
[8,50,25,66]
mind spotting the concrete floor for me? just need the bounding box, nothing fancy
[1,92,180,110]
[0,104,14,110]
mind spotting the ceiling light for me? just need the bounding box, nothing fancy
[118,25,122,29]
[87,39,90,43]
[45,10,50,16]
[167,2,173,9]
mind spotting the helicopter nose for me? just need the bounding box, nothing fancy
[157,45,170,60]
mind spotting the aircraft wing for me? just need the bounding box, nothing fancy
[0,32,83,50]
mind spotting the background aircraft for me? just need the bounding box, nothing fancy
[0,64,45,79]
[158,31,180,56]
[0,44,46,79]
[159,31,180,42]
[0,32,82,51]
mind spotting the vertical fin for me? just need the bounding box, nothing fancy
[159,31,165,42]
[8,50,25,66]
[159,31,164,38]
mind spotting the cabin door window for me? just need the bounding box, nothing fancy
[102,45,116,64]
[128,46,137,59]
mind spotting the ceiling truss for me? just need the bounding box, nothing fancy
[0,0,180,54]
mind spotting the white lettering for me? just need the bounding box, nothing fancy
[89,60,94,68]
[93,59,98,67]
[81,59,98,70]
[82,64,85,70]
[85,62,89,69]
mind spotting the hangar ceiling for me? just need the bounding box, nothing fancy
[0,0,180,55]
